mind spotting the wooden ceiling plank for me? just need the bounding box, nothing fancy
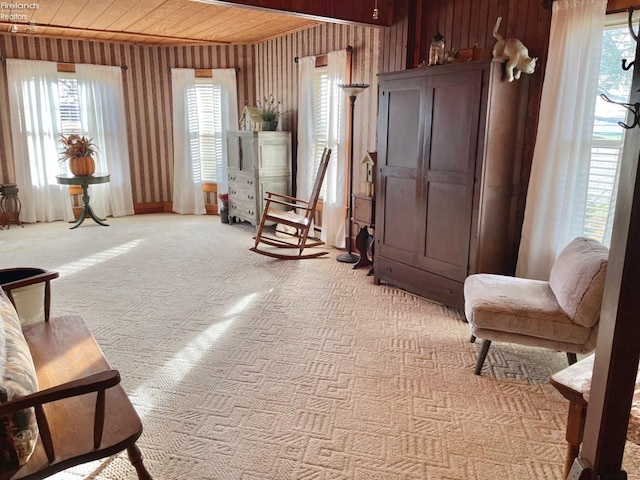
[50,0,92,26]
[193,0,392,26]
[87,0,157,30]
[123,1,211,35]
[2,0,328,46]
[25,0,65,26]
[69,1,118,28]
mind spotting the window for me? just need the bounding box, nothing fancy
[313,66,330,198]
[58,75,82,136]
[193,78,224,183]
[585,15,636,244]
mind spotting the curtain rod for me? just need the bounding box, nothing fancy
[166,66,241,72]
[294,45,353,63]
[0,57,128,70]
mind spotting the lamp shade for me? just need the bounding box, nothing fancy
[338,84,370,97]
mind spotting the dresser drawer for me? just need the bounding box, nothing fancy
[229,200,258,225]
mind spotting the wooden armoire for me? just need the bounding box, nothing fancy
[374,60,529,311]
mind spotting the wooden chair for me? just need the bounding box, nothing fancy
[250,147,331,259]
[0,267,59,324]
[0,270,152,480]
[3,315,153,480]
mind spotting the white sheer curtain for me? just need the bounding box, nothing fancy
[322,50,348,247]
[171,68,238,214]
[172,68,204,215]
[296,52,347,246]
[516,0,607,280]
[296,56,317,203]
[211,68,239,205]
[76,64,134,218]
[6,59,73,223]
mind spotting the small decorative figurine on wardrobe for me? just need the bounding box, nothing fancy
[429,33,445,66]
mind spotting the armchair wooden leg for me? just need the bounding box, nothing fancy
[127,444,153,480]
[566,352,578,365]
[475,340,491,375]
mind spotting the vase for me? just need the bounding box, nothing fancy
[262,121,278,131]
[220,207,229,224]
[69,156,95,176]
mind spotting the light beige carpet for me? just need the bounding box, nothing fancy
[2,213,639,480]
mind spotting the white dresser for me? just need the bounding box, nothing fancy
[226,131,292,226]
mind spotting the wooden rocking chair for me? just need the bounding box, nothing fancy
[250,147,331,259]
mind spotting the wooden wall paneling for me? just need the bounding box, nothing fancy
[459,0,471,52]
[452,0,464,52]
[382,0,407,73]
[475,1,490,52]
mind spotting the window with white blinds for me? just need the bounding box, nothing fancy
[314,66,329,198]
[585,16,636,245]
[194,79,224,183]
[58,75,82,136]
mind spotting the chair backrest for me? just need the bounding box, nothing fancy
[306,147,332,214]
[549,237,609,328]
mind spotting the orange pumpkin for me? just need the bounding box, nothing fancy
[69,156,95,176]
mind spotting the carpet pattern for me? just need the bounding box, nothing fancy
[2,214,639,480]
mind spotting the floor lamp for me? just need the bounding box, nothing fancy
[337,83,370,263]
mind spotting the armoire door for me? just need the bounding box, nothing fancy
[417,68,483,282]
[376,77,425,266]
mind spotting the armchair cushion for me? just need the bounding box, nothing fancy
[549,237,609,328]
[464,274,593,345]
[0,289,39,471]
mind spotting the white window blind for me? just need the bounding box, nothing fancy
[585,15,636,244]
[58,75,82,136]
[314,66,329,198]
[194,79,223,183]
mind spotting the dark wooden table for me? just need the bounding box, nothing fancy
[56,174,110,229]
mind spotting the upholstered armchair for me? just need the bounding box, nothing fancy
[464,237,608,376]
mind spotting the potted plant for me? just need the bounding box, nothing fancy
[257,94,280,131]
[218,192,230,223]
[59,134,98,176]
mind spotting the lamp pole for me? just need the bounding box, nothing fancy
[337,83,369,264]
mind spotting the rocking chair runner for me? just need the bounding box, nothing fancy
[250,147,331,259]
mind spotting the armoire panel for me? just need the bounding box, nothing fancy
[423,182,471,281]
[386,89,421,169]
[429,83,479,173]
[382,176,418,252]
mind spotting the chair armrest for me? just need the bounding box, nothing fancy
[265,198,314,212]
[265,191,309,205]
[0,369,121,415]
[0,270,60,291]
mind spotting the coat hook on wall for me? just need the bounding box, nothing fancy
[628,7,639,42]
[601,94,640,130]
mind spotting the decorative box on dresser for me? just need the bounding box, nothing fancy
[226,131,292,226]
[375,60,529,311]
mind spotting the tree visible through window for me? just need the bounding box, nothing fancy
[586,17,636,244]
